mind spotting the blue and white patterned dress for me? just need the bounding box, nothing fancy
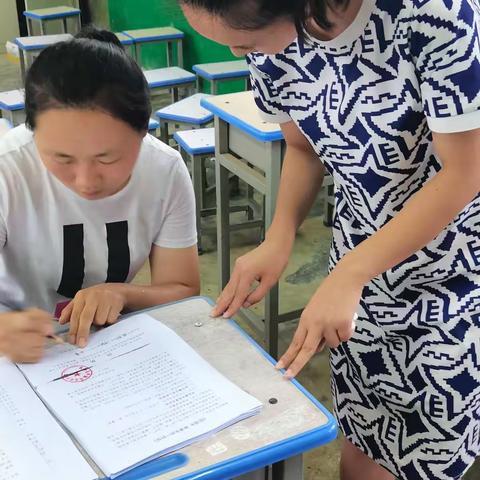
[247,1,480,478]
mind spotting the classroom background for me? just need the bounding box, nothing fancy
[0,1,478,479]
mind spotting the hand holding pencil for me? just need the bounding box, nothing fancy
[0,308,57,363]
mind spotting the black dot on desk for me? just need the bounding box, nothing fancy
[269,397,278,405]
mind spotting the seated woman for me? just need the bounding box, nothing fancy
[0,27,199,363]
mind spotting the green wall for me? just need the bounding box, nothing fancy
[107,0,244,94]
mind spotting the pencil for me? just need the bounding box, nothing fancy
[47,334,66,344]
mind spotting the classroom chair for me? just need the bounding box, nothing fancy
[154,93,213,144]
[0,90,25,126]
[148,118,160,137]
[15,34,73,84]
[122,27,185,68]
[23,5,81,36]
[174,128,254,254]
[193,59,250,94]
[143,67,196,104]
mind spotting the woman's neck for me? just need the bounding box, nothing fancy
[307,0,364,41]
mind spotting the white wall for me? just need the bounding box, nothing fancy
[0,0,20,53]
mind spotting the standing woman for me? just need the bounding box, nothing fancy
[180,1,480,479]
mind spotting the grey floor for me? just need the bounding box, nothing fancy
[1,52,478,479]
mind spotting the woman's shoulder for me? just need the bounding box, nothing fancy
[0,125,39,180]
[0,124,35,158]
[137,133,185,175]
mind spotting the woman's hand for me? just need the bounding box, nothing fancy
[277,266,363,378]
[59,284,126,347]
[211,238,292,318]
[0,309,53,363]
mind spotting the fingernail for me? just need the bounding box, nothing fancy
[222,312,230,319]
[68,335,75,344]
[243,302,251,308]
[78,337,86,348]
[284,369,293,379]
[275,361,284,370]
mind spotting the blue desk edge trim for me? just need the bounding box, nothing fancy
[149,77,196,89]
[0,101,24,111]
[173,132,215,156]
[23,9,81,20]
[117,296,337,480]
[154,110,213,125]
[192,65,250,81]
[200,98,284,142]
[15,37,69,50]
[121,32,184,43]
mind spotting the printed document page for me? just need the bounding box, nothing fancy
[0,359,97,480]
[19,313,262,478]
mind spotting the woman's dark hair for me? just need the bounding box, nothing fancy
[179,0,350,33]
[25,26,151,132]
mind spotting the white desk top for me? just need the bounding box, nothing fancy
[156,93,213,123]
[24,6,81,18]
[123,27,184,42]
[115,32,134,46]
[174,127,215,155]
[119,297,334,479]
[193,59,249,80]
[144,67,196,88]
[202,91,283,142]
[16,33,72,50]
[0,89,25,110]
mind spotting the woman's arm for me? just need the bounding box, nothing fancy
[212,120,326,317]
[279,128,480,377]
[119,244,200,310]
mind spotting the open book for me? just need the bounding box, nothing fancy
[0,313,262,479]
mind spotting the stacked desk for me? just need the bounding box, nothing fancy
[123,27,185,68]
[15,33,72,84]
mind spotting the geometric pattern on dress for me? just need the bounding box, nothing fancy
[248,1,480,477]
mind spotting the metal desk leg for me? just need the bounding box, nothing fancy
[39,20,45,35]
[27,18,33,36]
[272,455,304,480]
[235,469,266,480]
[159,120,169,144]
[177,39,184,68]
[211,80,218,95]
[215,116,231,289]
[134,44,142,66]
[77,15,82,33]
[191,152,204,253]
[19,50,26,85]
[166,41,172,67]
[264,141,283,358]
[62,17,68,33]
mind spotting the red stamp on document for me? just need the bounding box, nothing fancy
[61,365,93,383]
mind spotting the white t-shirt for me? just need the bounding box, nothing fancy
[0,125,197,314]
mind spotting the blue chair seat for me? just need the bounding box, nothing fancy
[155,93,213,126]
[192,60,249,81]
[0,90,25,112]
[174,128,215,156]
[148,118,160,132]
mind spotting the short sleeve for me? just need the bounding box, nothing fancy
[411,0,480,133]
[246,54,292,124]
[0,177,7,250]
[154,158,197,249]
